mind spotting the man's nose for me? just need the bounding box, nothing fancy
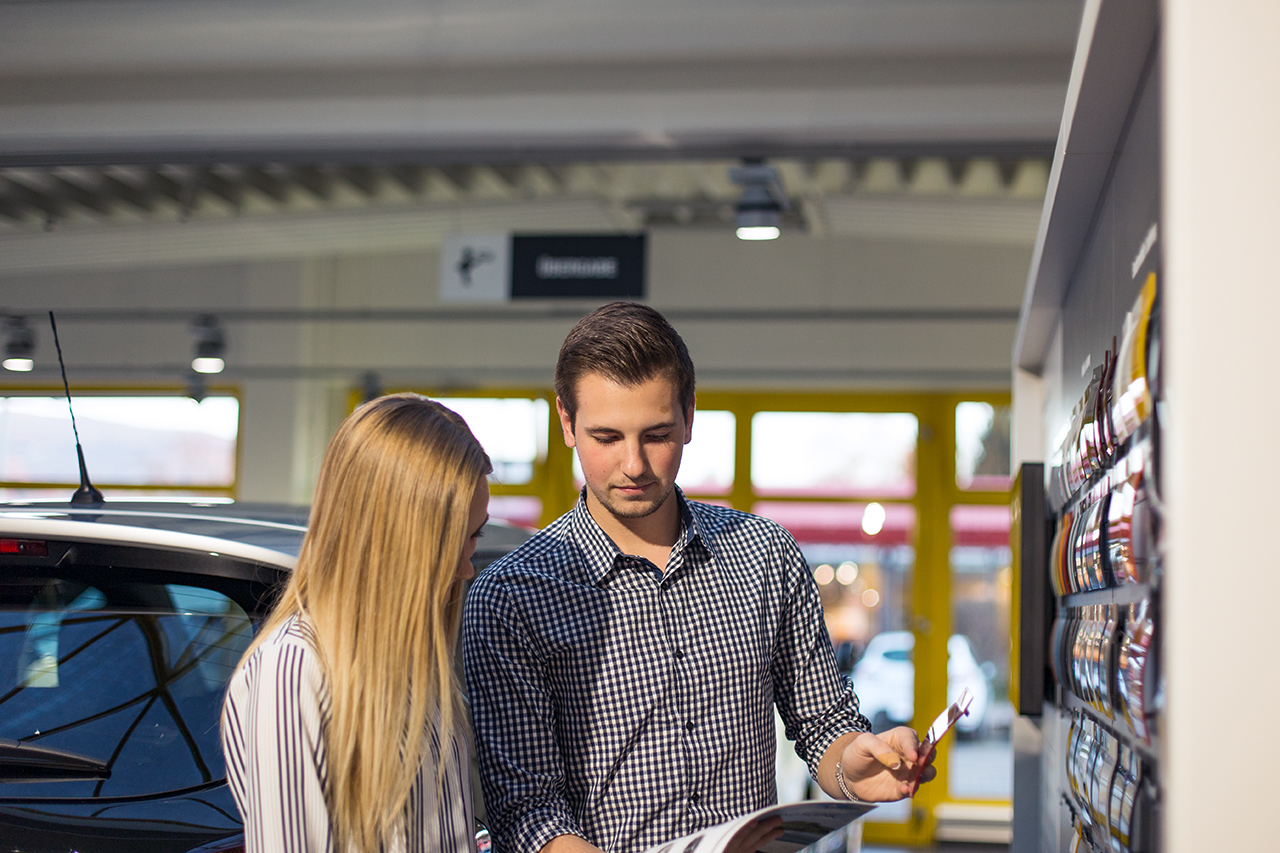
[621,440,648,477]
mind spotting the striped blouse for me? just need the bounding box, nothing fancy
[221,615,475,853]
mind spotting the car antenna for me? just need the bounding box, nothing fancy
[49,311,104,506]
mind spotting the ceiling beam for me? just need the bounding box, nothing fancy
[243,167,290,203]
[50,173,113,216]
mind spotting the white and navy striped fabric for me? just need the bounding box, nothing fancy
[461,489,869,853]
[222,614,475,853]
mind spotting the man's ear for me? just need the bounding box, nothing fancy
[682,402,695,444]
[555,397,577,448]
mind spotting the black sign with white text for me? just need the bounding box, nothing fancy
[511,234,646,299]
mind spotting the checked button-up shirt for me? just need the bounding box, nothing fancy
[461,490,870,853]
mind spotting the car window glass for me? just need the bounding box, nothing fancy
[1,576,254,799]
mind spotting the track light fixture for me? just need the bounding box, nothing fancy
[729,159,788,240]
[3,316,35,372]
[185,371,208,403]
[191,315,225,374]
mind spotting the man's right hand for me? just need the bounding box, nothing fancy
[840,727,936,801]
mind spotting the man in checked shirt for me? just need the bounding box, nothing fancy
[462,302,935,853]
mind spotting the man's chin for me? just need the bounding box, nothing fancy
[597,487,672,519]
[606,501,662,519]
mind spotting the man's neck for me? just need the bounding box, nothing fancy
[585,492,682,572]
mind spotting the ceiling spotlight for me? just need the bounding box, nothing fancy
[729,159,787,241]
[3,317,35,372]
[191,315,225,374]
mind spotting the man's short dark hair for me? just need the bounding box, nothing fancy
[555,302,696,427]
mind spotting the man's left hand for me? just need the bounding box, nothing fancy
[839,727,937,802]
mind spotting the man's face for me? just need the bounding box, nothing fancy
[558,372,693,523]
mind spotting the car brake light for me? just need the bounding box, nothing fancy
[0,539,48,557]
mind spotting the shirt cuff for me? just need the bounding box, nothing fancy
[499,806,588,853]
[802,703,872,781]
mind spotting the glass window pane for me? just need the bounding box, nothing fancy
[432,397,549,486]
[751,412,917,498]
[679,410,734,495]
[0,396,238,487]
[487,495,542,529]
[754,500,917,823]
[956,402,1012,491]
[948,504,1013,801]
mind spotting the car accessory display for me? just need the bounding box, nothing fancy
[1045,278,1161,853]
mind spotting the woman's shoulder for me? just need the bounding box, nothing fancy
[251,613,319,658]
[230,613,326,699]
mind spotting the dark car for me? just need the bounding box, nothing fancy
[0,500,529,853]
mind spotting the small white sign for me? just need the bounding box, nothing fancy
[440,233,511,303]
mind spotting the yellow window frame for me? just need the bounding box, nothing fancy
[0,383,243,499]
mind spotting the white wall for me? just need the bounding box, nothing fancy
[2,230,1030,501]
[1162,0,1280,849]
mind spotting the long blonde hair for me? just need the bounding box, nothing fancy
[233,393,491,852]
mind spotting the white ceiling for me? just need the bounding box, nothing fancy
[3,0,1081,71]
[1,0,1082,163]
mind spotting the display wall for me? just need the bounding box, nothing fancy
[1015,0,1280,851]
[1038,18,1162,853]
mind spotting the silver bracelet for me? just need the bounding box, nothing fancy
[834,759,873,804]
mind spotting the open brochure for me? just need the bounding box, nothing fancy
[641,800,875,853]
[641,687,975,853]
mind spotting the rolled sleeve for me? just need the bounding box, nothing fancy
[768,530,871,777]
[462,574,587,853]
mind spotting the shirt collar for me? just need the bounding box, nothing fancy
[568,487,703,585]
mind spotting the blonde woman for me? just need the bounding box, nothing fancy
[221,394,491,853]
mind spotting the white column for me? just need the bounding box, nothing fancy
[1163,0,1280,849]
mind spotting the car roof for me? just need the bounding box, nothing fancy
[0,499,533,571]
[0,501,307,569]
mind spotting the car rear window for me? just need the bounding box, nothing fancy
[1,575,255,799]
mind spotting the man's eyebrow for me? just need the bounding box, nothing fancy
[584,420,676,433]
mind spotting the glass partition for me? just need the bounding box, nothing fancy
[955,402,1012,491]
[754,500,917,822]
[947,504,1013,800]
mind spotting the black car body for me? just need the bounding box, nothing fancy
[0,501,529,853]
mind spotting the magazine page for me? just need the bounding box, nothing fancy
[642,800,875,853]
